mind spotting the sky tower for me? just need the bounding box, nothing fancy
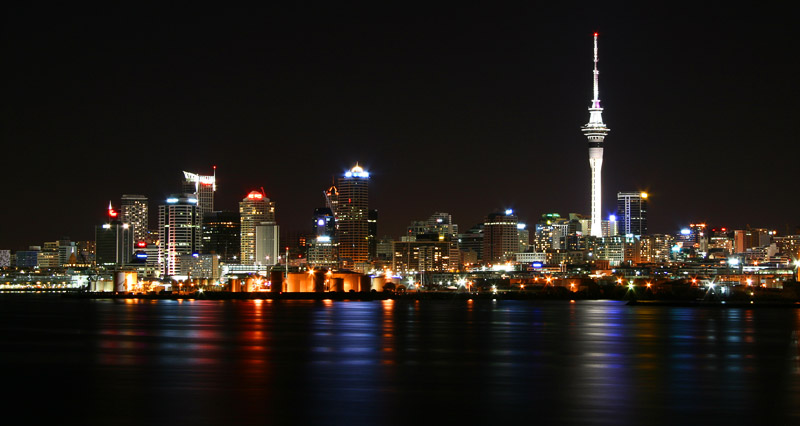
[581,32,610,237]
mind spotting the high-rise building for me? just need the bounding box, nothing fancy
[182,169,216,218]
[308,207,337,268]
[517,224,530,252]
[158,194,201,276]
[120,195,148,243]
[255,222,280,266]
[458,224,483,264]
[324,182,339,218]
[239,190,276,265]
[336,164,370,269]
[201,211,241,263]
[96,202,133,269]
[581,33,610,237]
[482,210,519,263]
[617,192,648,236]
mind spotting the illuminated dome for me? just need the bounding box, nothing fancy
[344,162,369,178]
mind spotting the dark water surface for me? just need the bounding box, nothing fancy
[2,295,799,425]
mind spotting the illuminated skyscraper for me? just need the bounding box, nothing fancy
[120,194,148,243]
[336,164,370,269]
[581,33,610,237]
[616,192,648,236]
[158,194,201,276]
[182,168,216,218]
[239,190,276,265]
[482,210,519,263]
[96,203,133,268]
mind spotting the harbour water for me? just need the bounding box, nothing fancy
[2,295,799,425]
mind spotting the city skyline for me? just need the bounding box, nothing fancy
[3,5,799,249]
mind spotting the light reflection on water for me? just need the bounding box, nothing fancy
[1,297,799,425]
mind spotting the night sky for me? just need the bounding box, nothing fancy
[3,5,799,250]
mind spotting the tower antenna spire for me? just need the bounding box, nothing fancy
[593,32,600,108]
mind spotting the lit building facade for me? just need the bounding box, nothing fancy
[158,194,201,277]
[239,190,276,265]
[336,164,370,269]
[617,192,648,236]
[392,238,454,274]
[182,170,216,218]
[308,207,337,268]
[120,194,148,243]
[482,210,519,263]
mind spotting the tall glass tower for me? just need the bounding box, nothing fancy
[336,164,370,269]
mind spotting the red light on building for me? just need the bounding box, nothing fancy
[247,191,264,200]
[137,241,147,248]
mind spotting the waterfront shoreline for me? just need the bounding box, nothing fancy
[31,291,797,307]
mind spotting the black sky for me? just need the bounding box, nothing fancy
[2,4,799,249]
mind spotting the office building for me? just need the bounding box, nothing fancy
[336,164,370,269]
[617,192,648,236]
[239,190,276,265]
[482,210,519,263]
[308,207,337,268]
[158,194,201,277]
[182,169,216,218]
[255,222,280,266]
[202,211,241,263]
[120,195,148,244]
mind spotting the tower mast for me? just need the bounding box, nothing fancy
[581,32,610,238]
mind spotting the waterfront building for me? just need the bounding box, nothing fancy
[616,192,648,236]
[120,195,148,243]
[255,222,280,266]
[308,207,337,268]
[336,164,370,268]
[158,194,201,277]
[178,253,220,280]
[581,33,610,237]
[96,223,133,268]
[392,236,455,274]
[15,249,40,268]
[482,210,519,263]
[202,211,241,264]
[239,190,276,265]
[36,241,62,268]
